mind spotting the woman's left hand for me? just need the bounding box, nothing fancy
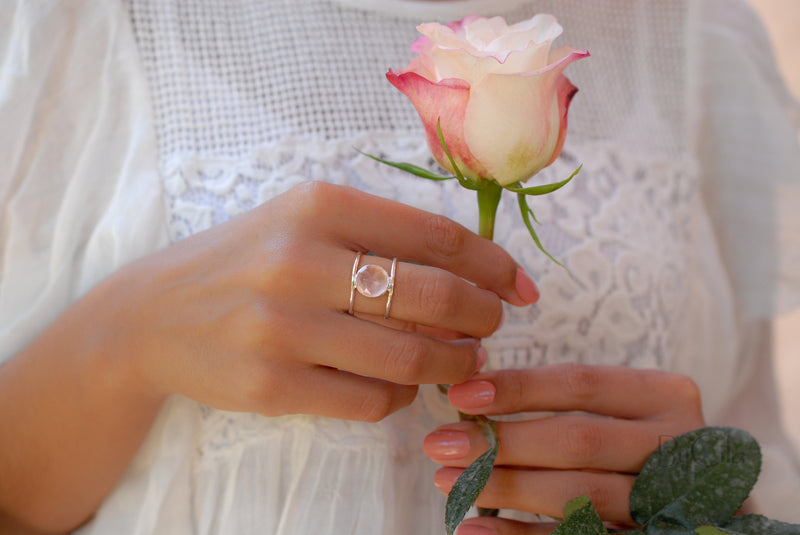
[423,363,706,534]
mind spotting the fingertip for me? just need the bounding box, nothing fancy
[423,429,470,460]
[457,524,497,535]
[433,466,461,494]
[515,267,539,305]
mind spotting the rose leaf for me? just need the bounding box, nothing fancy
[444,418,499,535]
[630,427,761,530]
[721,514,800,534]
[551,495,609,534]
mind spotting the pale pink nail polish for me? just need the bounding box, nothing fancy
[449,380,496,409]
[515,266,540,304]
[423,430,470,460]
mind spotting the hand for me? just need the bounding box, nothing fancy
[102,181,538,421]
[0,181,542,532]
[423,363,705,534]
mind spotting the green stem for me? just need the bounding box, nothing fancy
[477,181,503,241]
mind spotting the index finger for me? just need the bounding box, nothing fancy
[302,182,540,306]
[449,363,704,420]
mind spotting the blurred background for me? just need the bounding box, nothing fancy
[747,0,800,449]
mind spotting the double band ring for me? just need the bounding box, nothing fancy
[348,252,397,319]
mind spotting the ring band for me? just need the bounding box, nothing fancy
[348,252,362,315]
[348,252,398,319]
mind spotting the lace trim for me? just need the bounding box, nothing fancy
[161,132,702,458]
[163,134,697,371]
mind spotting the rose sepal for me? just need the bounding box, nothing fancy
[504,164,581,196]
[436,120,487,191]
[517,192,563,267]
[356,149,457,182]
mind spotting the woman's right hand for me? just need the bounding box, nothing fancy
[0,181,538,533]
[95,181,538,421]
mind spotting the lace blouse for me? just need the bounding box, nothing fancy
[1,0,799,533]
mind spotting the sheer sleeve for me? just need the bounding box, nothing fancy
[0,0,169,363]
[691,0,800,321]
[691,0,800,520]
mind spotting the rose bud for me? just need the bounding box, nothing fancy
[387,14,589,187]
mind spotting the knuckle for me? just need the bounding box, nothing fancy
[287,181,341,223]
[356,386,396,422]
[240,303,285,354]
[497,369,529,410]
[416,271,459,324]
[558,420,604,466]
[423,214,466,265]
[572,479,612,512]
[559,363,601,400]
[222,303,271,354]
[482,299,504,336]
[383,337,427,384]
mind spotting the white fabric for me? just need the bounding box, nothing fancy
[1,0,799,533]
[0,3,168,362]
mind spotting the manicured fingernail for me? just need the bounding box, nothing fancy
[457,525,497,535]
[433,467,460,493]
[423,430,470,460]
[448,380,496,409]
[515,266,540,304]
[476,346,488,371]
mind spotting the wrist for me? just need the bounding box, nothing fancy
[79,262,170,411]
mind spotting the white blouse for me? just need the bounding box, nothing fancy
[1,0,799,533]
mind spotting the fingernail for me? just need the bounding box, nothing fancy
[448,380,496,409]
[423,430,470,460]
[475,346,488,371]
[515,266,540,304]
[457,525,497,535]
[433,467,459,493]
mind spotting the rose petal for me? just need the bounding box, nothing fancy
[386,70,488,180]
[463,48,589,185]
[546,74,579,167]
[426,46,502,82]
[489,14,561,57]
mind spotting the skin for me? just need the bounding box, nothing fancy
[0,182,538,534]
[424,364,706,534]
[1,4,708,533]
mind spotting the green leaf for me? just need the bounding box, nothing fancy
[695,527,731,535]
[517,193,563,267]
[356,150,455,181]
[565,495,594,518]
[551,495,609,535]
[436,120,485,191]
[630,427,761,530]
[445,417,499,535]
[505,165,582,196]
[722,514,800,534]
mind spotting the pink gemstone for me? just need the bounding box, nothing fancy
[355,265,389,298]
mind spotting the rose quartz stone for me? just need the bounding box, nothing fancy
[355,265,389,297]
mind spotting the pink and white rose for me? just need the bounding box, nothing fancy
[387,14,589,186]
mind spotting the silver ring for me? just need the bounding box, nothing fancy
[348,252,362,315]
[348,252,398,319]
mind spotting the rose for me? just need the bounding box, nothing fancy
[387,14,589,187]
